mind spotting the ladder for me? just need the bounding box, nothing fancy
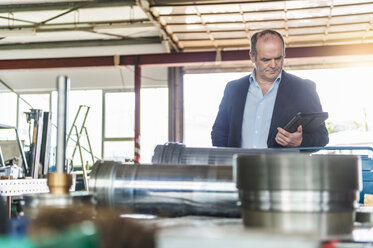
[66,105,95,191]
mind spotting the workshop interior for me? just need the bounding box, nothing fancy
[0,0,372,248]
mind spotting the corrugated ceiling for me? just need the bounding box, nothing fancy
[145,0,373,51]
[0,0,160,49]
[0,0,372,53]
[0,0,373,90]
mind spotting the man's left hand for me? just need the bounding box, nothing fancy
[275,125,303,147]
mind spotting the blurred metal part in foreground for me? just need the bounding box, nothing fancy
[355,206,373,224]
[152,142,299,165]
[89,161,239,217]
[235,154,361,235]
[23,192,93,219]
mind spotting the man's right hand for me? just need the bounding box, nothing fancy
[275,125,303,147]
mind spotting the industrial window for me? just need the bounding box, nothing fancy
[103,88,168,163]
[103,90,134,162]
[0,92,17,127]
[183,68,373,147]
[105,91,134,138]
[0,86,167,169]
[52,90,102,169]
[141,88,168,163]
[183,72,246,147]
[0,92,18,155]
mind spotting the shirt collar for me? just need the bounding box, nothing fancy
[249,69,282,86]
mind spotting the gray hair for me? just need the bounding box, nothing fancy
[250,30,286,60]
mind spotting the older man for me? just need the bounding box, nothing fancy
[211,29,329,148]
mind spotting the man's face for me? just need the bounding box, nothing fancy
[250,34,284,83]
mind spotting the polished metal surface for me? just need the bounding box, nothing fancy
[23,191,93,219]
[355,206,373,224]
[242,210,355,235]
[235,154,361,191]
[89,160,239,217]
[152,142,299,165]
[240,190,358,212]
[235,154,361,235]
[56,75,70,173]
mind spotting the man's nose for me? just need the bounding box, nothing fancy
[269,59,276,67]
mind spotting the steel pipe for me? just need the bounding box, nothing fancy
[235,154,362,235]
[152,143,298,165]
[56,75,70,173]
[89,160,239,217]
[89,153,361,234]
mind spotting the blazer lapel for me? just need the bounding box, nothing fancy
[267,71,294,147]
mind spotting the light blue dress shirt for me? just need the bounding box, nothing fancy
[241,70,282,148]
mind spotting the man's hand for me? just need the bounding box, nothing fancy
[275,125,303,147]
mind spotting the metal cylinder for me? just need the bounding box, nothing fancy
[152,142,298,165]
[235,154,361,235]
[56,76,70,173]
[89,160,239,217]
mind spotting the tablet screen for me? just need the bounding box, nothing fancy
[283,112,328,133]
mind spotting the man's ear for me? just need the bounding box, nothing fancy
[249,52,255,63]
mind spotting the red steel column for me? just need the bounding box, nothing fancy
[134,64,141,163]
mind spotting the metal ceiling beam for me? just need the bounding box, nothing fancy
[39,3,86,25]
[149,1,283,6]
[172,32,373,42]
[157,11,373,22]
[152,2,370,13]
[0,0,137,13]
[149,0,370,8]
[0,43,373,69]
[0,19,153,34]
[0,37,161,50]
[170,21,372,35]
[137,0,180,52]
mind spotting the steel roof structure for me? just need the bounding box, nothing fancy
[0,0,372,52]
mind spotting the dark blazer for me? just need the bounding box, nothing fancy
[211,70,329,148]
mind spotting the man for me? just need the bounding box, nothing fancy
[211,29,329,148]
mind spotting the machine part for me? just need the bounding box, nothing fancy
[157,226,320,248]
[0,178,76,197]
[47,173,72,195]
[25,193,73,217]
[355,206,373,224]
[89,160,239,217]
[56,75,70,174]
[0,124,29,175]
[0,166,23,179]
[25,109,44,178]
[0,147,5,167]
[40,112,52,176]
[47,76,71,195]
[23,191,93,219]
[0,179,49,196]
[152,142,299,165]
[0,196,7,234]
[235,154,361,235]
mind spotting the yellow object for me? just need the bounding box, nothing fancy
[364,194,373,206]
[47,173,72,194]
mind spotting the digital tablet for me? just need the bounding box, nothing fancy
[283,112,328,133]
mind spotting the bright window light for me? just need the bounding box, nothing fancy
[184,67,373,147]
[184,72,246,147]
